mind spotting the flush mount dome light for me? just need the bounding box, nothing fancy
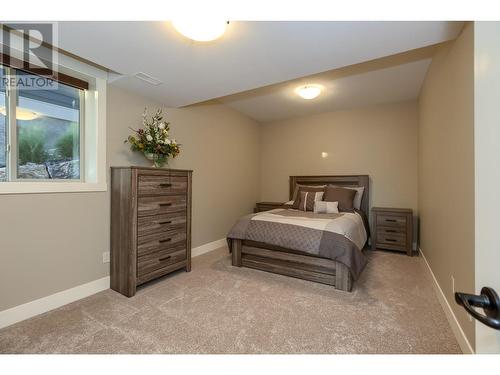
[172,20,228,42]
[296,85,322,100]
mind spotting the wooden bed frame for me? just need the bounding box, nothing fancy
[231,175,370,292]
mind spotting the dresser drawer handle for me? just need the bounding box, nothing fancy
[159,255,172,262]
[159,238,172,243]
[386,229,397,233]
[159,203,172,207]
[386,238,397,242]
[385,219,397,222]
[159,183,172,188]
[159,220,172,225]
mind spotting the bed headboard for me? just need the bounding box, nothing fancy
[289,175,370,217]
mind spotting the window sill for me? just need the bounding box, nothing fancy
[0,182,107,195]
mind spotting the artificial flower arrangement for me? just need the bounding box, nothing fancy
[125,108,180,167]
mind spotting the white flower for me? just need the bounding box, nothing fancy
[158,123,165,130]
[172,139,177,144]
[165,139,171,145]
[146,135,153,142]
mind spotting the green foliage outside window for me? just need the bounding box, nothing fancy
[18,125,48,165]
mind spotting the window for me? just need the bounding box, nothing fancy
[0,67,83,181]
[0,56,106,194]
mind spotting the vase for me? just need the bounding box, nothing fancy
[144,152,167,168]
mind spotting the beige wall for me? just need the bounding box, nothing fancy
[108,88,261,249]
[259,101,419,217]
[0,86,260,311]
[418,24,475,348]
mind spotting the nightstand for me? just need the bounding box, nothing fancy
[254,201,286,213]
[371,207,413,256]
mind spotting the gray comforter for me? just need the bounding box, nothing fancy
[227,209,367,279]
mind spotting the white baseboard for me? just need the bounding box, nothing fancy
[0,276,110,329]
[0,239,227,330]
[191,238,226,257]
[419,248,474,354]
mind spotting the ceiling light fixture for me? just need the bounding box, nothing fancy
[296,85,322,100]
[172,20,228,42]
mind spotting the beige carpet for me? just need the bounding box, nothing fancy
[0,247,461,354]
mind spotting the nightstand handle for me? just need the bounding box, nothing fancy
[385,219,397,222]
[386,229,397,233]
[386,238,397,242]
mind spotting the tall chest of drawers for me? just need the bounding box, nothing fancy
[110,167,192,297]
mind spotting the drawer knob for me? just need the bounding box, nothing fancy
[159,183,172,188]
[159,238,172,243]
[386,238,397,242]
[386,229,397,233]
[159,203,172,207]
[159,255,172,262]
[159,220,172,225]
[385,219,397,222]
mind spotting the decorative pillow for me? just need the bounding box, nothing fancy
[329,185,365,210]
[292,184,326,202]
[297,191,324,211]
[292,185,326,209]
[323,186,356,212]
[314,201,339,214]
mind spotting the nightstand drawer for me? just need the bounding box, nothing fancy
[377,226,406,235]
[376,214,406,228]
[377,231,406,246]
[255,202,285,212]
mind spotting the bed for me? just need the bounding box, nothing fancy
[227,175,370,292]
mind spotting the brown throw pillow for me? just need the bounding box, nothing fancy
[292,185,326,209]
[292,184,326,202]
[323,186,356,212]
[297,191,324,211]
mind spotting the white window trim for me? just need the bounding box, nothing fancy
[0,48,107,195]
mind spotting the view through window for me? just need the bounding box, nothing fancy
[0,67,82,180]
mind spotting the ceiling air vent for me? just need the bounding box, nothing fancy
[134,72,163,86]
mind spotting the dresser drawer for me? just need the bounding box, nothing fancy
[138,212,186,237]
[138,175,187,196]
[137,260,187,286]
[138,195,186,217]
[137,247,187,277]
[376,214,406,228]
[137,230,187,257]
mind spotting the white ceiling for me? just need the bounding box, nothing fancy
[220,58,432,122]
[56,21,463,108]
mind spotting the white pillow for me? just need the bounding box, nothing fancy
[284,200,295,205]
[329,185,364,210]
[314,201,339,214]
